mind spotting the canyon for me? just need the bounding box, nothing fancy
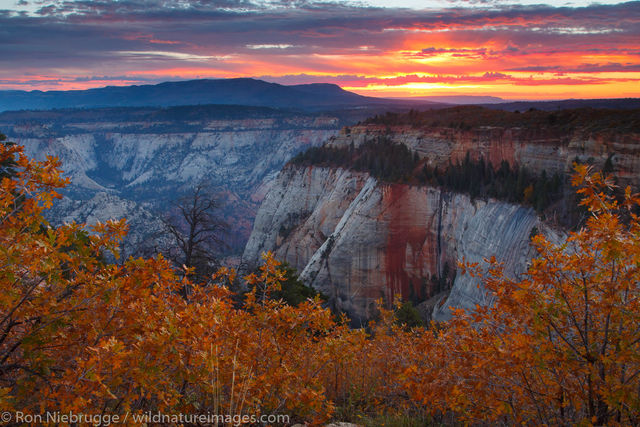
[244,107,640,321]
[3,101,639,323]
[0,106,344,256]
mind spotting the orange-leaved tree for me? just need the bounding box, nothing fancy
[404,164,640,425]
[0,140,183,412]
[0,142,342,422]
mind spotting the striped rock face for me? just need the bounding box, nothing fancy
[243,165,557,323]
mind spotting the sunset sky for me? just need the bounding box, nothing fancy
[0,0,638,99]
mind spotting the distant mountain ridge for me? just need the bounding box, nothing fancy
[0,78,426,112]
[3,78,637,113]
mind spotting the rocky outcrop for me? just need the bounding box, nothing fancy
[243,167,371,269]
[329,124,640,186]
[243,165,558,323]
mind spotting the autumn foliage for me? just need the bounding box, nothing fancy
[0,143,340,422]
[2,141,640,425]
[403,164,640,425]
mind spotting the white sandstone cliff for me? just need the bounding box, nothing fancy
[243,165,560,322]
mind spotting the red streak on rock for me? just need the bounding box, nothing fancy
[382,184,435,304]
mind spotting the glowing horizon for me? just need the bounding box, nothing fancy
[0,0,638,100]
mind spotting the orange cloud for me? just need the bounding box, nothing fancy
[0,0,638,99]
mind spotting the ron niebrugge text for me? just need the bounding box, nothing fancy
[6,411,290,426]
